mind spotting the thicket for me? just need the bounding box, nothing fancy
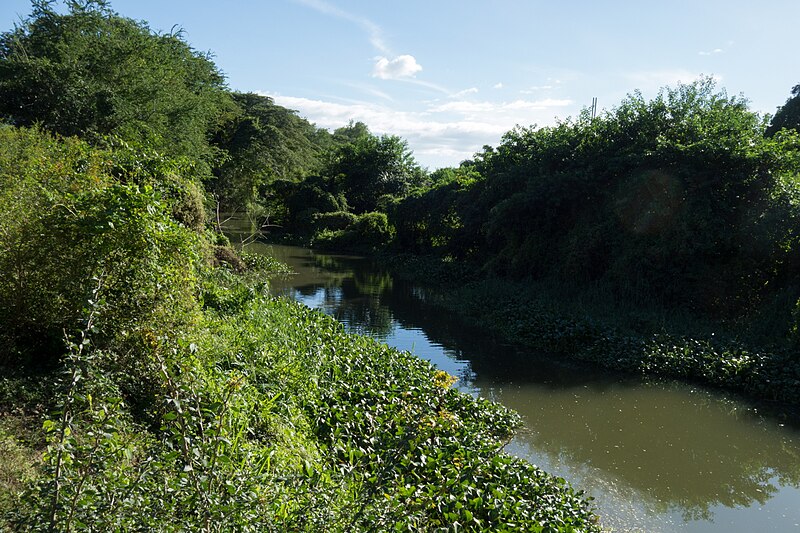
[0,0,231,167]
[256,125,426,251]
[389,81,800,342]
[0,1,600,530]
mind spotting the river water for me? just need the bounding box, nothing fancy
[249,242,800,532]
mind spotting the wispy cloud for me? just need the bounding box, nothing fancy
[335,80,394,101]
[373,55,422,79]
[396,78,451,95]
[699,48,724,56]
[451,87,479,98]
[493,82,504,89]
[296,0,429,86]
[294,0,389,54]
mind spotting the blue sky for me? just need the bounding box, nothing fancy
[2,0,799,168]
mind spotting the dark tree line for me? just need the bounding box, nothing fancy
[2,0,800,340]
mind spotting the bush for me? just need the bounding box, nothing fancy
[171,180,207,232]
[0,128,203,372]
[312,212,395,252]
[313,210,358,231]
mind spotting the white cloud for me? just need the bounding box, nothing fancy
[372,55,423,80]
[263,92,577,168]
[429,98,571,117]
[451,87,479,98]
[296,0,429,86]
[264,93,506,138]
[520,85,554,93]
[428,101,496,114]
[493,82,503,89]
[699,48,724,56]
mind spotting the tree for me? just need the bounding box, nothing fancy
[325,131,424,213]
[766,84,800,137]
[0,0,231,163]
[211,92,324,210]
[332,120,370,144]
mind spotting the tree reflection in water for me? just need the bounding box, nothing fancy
[253,243,800,531]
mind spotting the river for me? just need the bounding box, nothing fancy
[248,242,800,532]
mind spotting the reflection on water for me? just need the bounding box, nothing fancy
[252,242,800,533]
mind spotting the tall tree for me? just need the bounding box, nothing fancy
[325,131,424,213]
[211,92,325,210]
[0,0,231,163]
[766,84,800,137]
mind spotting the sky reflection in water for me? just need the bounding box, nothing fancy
[258,243,800,533]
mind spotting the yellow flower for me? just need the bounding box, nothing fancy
[433,370,457,389]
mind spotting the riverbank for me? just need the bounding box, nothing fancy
[0,263,600,531]
[0,126,601,531]
[380,254,800,408]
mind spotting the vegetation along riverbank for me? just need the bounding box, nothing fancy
[2,0,800,530]
[382,254,800,408]
[0,2,598,530]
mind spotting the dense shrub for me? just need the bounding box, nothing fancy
[313,210,358,231]
[0,128,203,370]
[313,211,395,252]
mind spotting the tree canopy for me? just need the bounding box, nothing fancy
[766,84,800,137]
[390,79,800,316]
[210,92,324,209]
[0,0,231,162]
[324,131,424,214]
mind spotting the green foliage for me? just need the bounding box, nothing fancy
[270,175,344,235]
[393,80,800,321]
[0,127,203,372]
[390,166,483,256]
[0,420,38,527]
[766,84,800,137]
[311,335,597,531]
[0,121,593,531]
[239,248,294,276]
[313,212,396,252]
[313,210,358,232]
[211,92,325,211]
[0,0,231,165]
[11,278,598,530]
[171,180,207,232]
[433,277,800,405]
[325,131,425,214]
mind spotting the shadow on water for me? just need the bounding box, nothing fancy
[251,242,800,533]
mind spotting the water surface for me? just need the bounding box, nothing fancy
[253,242,800,532]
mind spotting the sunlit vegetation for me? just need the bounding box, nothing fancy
[0,1,601,531]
